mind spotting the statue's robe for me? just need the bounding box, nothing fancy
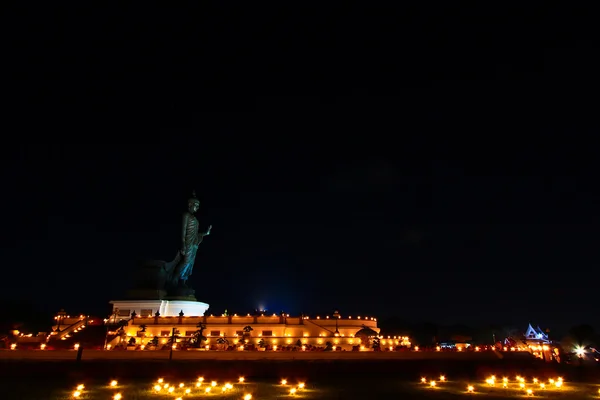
[170,212,203,285]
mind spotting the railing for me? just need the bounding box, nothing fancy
[51,318,86,341]
[125,316,374,327]
[304,319,335,335]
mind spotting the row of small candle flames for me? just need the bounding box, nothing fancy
[10,343,539,352]
[421,375,600,396]
[70,377,307,399]
[72,382,120,399]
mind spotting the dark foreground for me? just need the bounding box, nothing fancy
[0,357,598,399]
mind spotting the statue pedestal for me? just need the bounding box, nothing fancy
[109,299,209,317]
[125,289,168,300]
[166,286,196,300]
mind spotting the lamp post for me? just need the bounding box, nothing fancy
[55,309,67,333]
[333,310,340,336]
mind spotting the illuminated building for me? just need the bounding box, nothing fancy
[102,310,381,351]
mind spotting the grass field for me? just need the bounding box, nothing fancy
[4,375,599,400]
[1,356,598,399]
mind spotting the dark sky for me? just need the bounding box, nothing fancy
[2,3,598,333]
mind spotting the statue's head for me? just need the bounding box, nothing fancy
[188,191,200,213]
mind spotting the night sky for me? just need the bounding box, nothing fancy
[3,4,598,333]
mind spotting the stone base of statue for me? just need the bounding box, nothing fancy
[112,255,208,316]
[109,299,209,317]
[127,256,178,299]
[125,289,168,300]
[165,286,197,301]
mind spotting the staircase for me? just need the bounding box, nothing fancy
[48,320,108,350]
[51,319,86,341]
[304,319,336,335]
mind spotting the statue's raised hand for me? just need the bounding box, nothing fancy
[204,225,212,236]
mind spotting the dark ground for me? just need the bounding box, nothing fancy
[0,358,597,382]
[0,359,598,399]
